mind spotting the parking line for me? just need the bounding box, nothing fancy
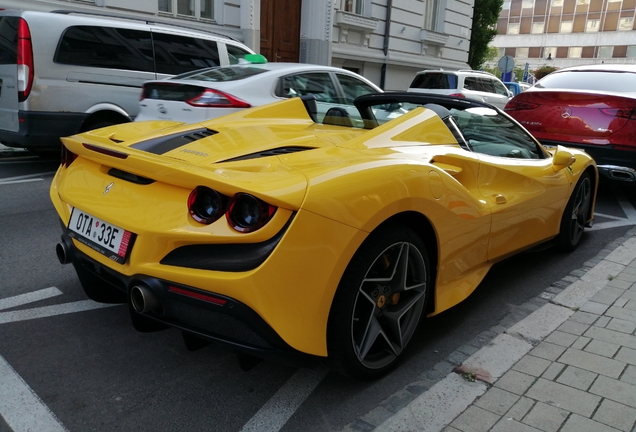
[0,287,63,311]
[0,300,118,325]
[240,365,328,432]
[0,354,68,432]
[0,171,58,185]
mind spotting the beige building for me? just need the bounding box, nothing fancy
[492,0,636,70]
[3,0,476,90]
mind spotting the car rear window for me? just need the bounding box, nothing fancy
[172,66,267,82]
[410,73,458,90]
[0,16,19,65]
[536,70,636,92]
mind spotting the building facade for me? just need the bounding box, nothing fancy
[492,0,636,71]
[6,0,475,90]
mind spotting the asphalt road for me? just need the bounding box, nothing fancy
[1,152,635,432]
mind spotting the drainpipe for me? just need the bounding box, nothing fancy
[380,0,393,90]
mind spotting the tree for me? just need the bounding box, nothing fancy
[468,0,504,70]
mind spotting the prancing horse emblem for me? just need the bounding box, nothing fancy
[103,182,114,195]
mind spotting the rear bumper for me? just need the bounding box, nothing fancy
[59,232,319,368]
[540,140,636,183]
[0,111,88,151]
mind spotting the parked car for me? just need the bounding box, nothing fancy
[136,58,382,124]
[504,64,636,183]
[0,9,254,154]
[51,92,596,379]
[407,69,512,109]
[504,81,532,96]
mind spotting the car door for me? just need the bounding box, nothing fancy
[453,106,571,260]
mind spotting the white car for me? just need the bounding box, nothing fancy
[136,57,382,124]
[407,69,512,109]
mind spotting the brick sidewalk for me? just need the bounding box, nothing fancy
[348,227,636,432]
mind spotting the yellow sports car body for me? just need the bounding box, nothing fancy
[50,92,597,378]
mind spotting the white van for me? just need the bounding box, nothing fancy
[0,9,254,153]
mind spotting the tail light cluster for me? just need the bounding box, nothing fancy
[504,100,539,111]
[17,18,34,102]
[600,107,636,120]
[61,145,77,168]
[448,93,466,98]
[188,186,276,233]
[186,89,251,108]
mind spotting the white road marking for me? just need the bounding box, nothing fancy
[0,300,118,325]
[0,287,63,311]
[240,365,329,432]
[0,171,58,185]
[0,354,68,432]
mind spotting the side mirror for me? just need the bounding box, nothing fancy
[552,146,576,171]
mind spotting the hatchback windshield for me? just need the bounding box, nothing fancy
[536,70,636,92]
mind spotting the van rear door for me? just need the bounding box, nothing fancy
[0,15,20,132]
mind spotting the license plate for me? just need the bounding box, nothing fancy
[68,208,134,264]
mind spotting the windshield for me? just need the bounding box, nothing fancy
[172,66,268,82]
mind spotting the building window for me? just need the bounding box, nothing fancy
[532,22,545,33]
[508,23,520,34]
[586,19,600,32]
[424,0,442,31]
[342,0,364,14]
[502,1,511,9]
[517,47,529,58]
[544,46,557,58]
[551,0,564,6]
[628,46,636,57]
[619,17,634,31]
[576,0,589,4]
[597,46,613,57]
[560,21,573,32]
[568,47,582,57]
[159,0,215,20]
[522,0,535,8]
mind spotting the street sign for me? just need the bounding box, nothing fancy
[497,55,515,73]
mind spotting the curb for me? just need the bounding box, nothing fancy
[344,226,636,432]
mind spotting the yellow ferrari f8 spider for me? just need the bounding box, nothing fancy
[50,92,597,379]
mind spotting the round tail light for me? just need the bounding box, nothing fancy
[227,193,277,233]
[188,186,227,224]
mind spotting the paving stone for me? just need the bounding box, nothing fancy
[544,330,578,348]
[441,427,462,432]
[571,311,600,325]
[591,290,621,305]
[558,320,591,336]
[615,298,629,308]
[571,336,591,350]
[601,286,628,298]
[474,387,519,415]
[584,326,636,350]
[580,301,610,315]
[348,419,375,432]
[625,300,636,311]
[449,405,499,432]
[512,355,551,377]
[494,370,536,395]
[620,287,636,300]
[559,347,625,378]
[505,396,535,421]
[556,365,598,391]
[608,279,633,290]
[541,362,565,381]
[621,365,636,386]
[525,378,601,416]
[523,401,569,432]
[590,375,636,407]
[616,347,636,366]
[530,342,567,361]
[593,398,636,432]
[605,306,636,323]
[585,339,620,358]
[607,318,636,334]
[617,272,636,283]
[490,418,542,432]
[360,406,393,427]
[594,316,612,328]
[381,389,417,412]
[560,413,622,432]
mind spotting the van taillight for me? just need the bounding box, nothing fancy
[17,18,34,103]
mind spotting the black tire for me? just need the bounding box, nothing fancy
[74,264,127,304]
[557,172,593,252]
[326,224,430,379]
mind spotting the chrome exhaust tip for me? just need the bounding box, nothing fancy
[130,285,161,314]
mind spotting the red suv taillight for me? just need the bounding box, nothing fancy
[17,18,34,103]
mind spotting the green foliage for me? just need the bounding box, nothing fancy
[468,0,504,69]
[534,65,558,80]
